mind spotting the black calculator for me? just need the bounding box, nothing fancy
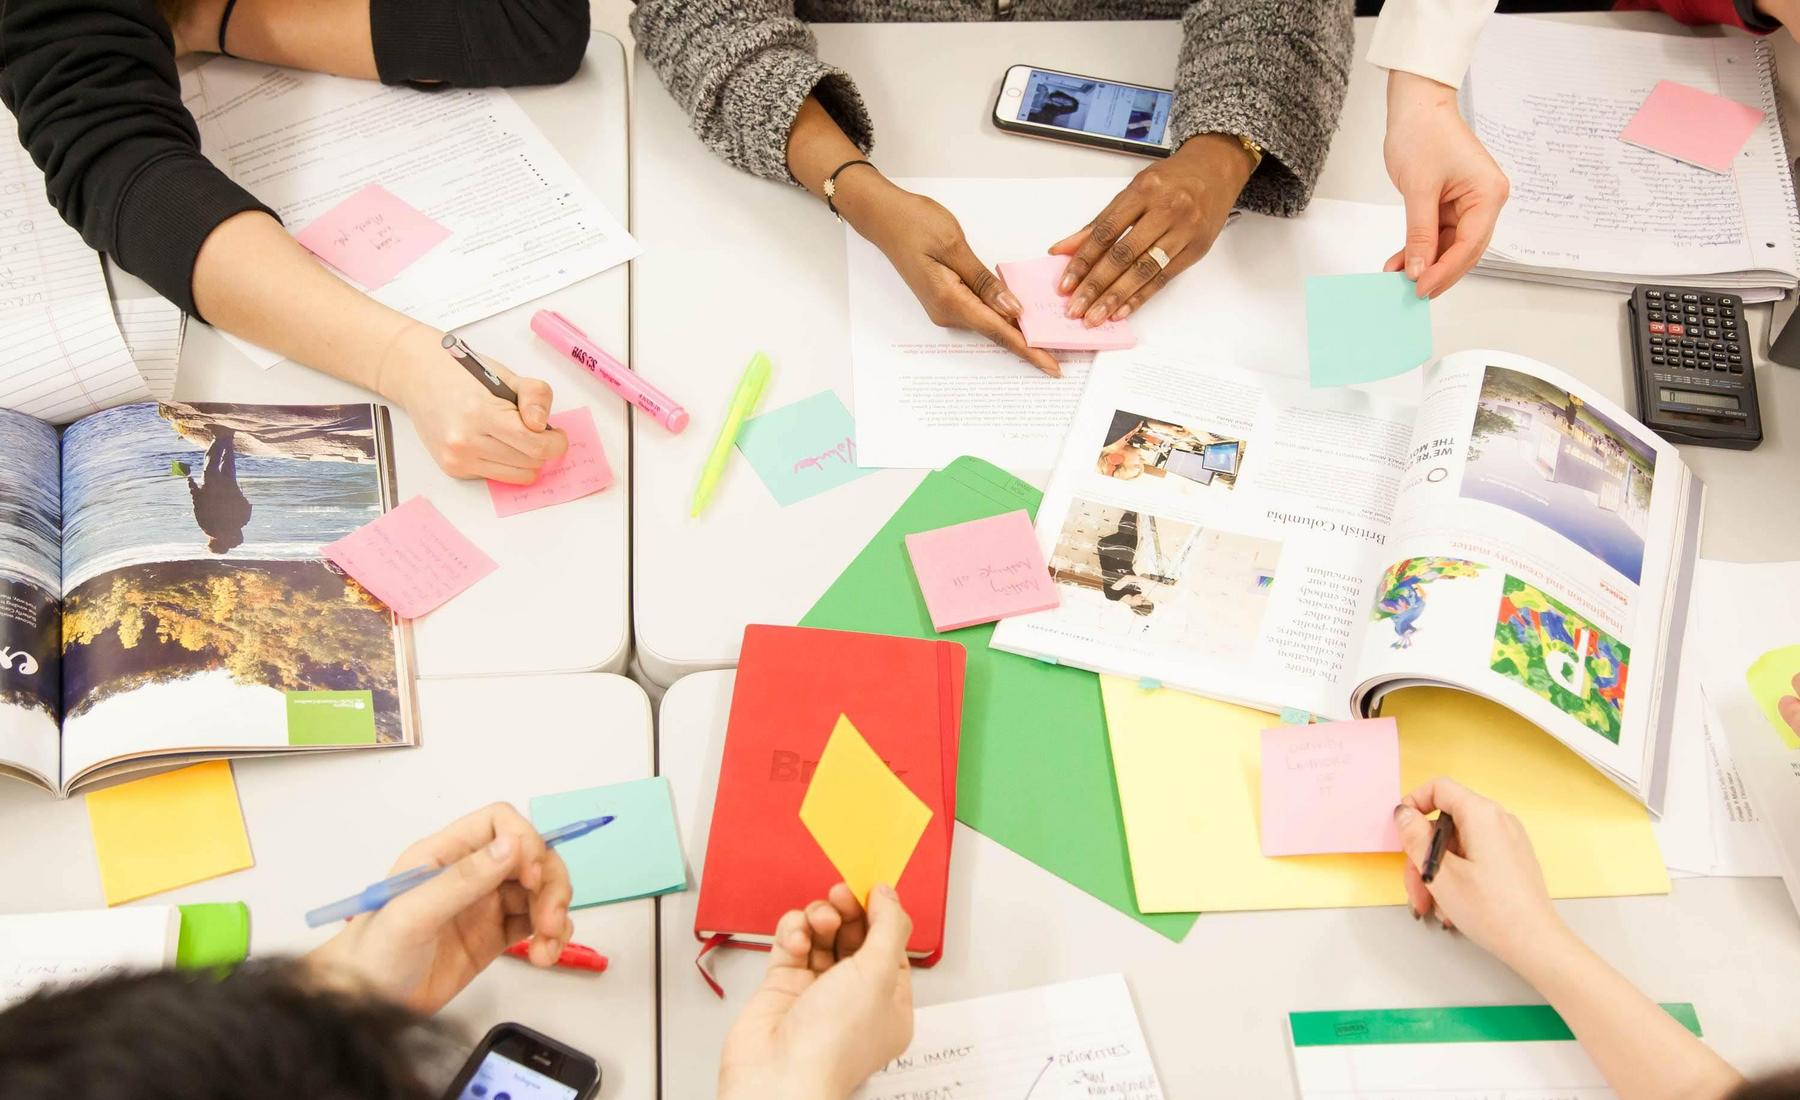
[1628,286,1763,450]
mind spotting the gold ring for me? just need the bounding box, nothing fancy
[1146,245,1171,271]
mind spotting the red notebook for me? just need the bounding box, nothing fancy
[696,625,965,964]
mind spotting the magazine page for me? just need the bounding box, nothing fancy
[1353,350,1699,801]
[0,410,61,789]
[990,349,1415,716]
[57,402,413,791]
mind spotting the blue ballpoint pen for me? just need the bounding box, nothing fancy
[304,814,616,928]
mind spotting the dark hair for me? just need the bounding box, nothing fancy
[0,962,444,1100]
[1103,582,1155,616]
[1735,1072,1800,1100]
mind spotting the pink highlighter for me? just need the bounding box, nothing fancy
[531,309,689,434]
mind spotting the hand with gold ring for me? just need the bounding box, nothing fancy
[1049,132,1260,326]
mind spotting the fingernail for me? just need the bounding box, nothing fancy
[1045,364,1063,379]
[1406,257,1424,280]
[527,405,548,429]
[1059,273,1078,293]
[1410,907,1421,921]
[1085,304,1110,328]
[1394,803,1411,822]
[487,835,515,861]
[875,884,897,901]
[996,290,1022,317]
[1067,294,1090,318]
[1113,304,1132,321]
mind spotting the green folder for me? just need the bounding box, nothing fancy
[802,457,1197,941]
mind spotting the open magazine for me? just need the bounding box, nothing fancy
[992,349,1703,809]
[0,401,417,797]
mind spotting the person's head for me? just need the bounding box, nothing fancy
[208,532,242,554]
[1098,449,1144,480]
[0,963,444,1100]
[1105,582,1155,616]
[1735,1073,1800,1100]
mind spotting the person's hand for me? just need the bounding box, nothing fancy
[1050,132,1256,327]
[304,803,575,1015]
[1779,672,1800,736]
[376,322,568,484]
[718,883,914,1100]
[1382,70,1509,299]
[1393,778,1566,970]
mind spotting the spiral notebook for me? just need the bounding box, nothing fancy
[1463,17,1800,301]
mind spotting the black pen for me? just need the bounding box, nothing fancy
[1421,811,1457,884]
[441,332,520,405]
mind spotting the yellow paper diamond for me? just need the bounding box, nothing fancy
[798,714,934,905]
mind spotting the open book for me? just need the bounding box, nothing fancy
[1463,17,1800,301]
[0,401,417,797]
[992,349,1702,809]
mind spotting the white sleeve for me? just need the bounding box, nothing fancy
[1365,0,1498,89]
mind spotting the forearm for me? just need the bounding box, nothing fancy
[169,0,378,77]
[1510,928,1743,1100]
[786,97,903,239]
[191,211,423,403]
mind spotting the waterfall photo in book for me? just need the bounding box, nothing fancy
[0,402,416,797]
[992,349,1702,809]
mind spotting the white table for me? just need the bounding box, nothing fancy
[168,31,635,679]
[0,673,657,1100]
[629,14,1800,686]
[658,669,1800,1096]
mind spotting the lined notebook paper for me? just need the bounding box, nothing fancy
[114,297,187,402]
[0,117,153,423]
[0,907,178,1008]
[1464,17,1798,299]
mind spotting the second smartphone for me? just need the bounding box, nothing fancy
[992,63,1175,158]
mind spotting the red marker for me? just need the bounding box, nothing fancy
[505,939,609,974]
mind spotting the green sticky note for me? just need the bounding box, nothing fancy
[1746,644,1800,750]
[803,457,1197,942]
[531,777,687,908]
[285,690,377,746]
[1305,272,1433,387]
[735,391,876,506]
[176,901,249,970]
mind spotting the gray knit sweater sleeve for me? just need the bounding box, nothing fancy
[630,0,873,185]
[1172,0,1353,216]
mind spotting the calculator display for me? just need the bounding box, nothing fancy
[1659,388,1740,411]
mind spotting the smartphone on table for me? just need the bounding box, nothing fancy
[992,64,1175,157]
[444,1023,600,1100]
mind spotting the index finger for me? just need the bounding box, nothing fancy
[388,802,548,878]
[1056,192,1142,294]
[946,285,1062,377]
[1416,203,1501,299]
[490,409,569,464]
[1402,777,1489,821]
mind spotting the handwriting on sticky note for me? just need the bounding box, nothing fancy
[904,510,1058,632]
[996,255,1137,352]
[1259,718,1402,857]
[1620,80,1765,174]
[294,184,451,290]
[322,496,496,619]
[736,391,877,506]
[1305,272,1432,388]
[487,407,614,517]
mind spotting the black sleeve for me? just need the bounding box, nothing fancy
[1733,0,1784,31]
[0,0,274,319]
[370,0,591,87]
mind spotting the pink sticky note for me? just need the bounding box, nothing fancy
[323,496,496,620]
[295,184,452,289]
[1620,80,1765,174]
[486,407,614,517]
[1259,718,1403,857]
[903,510,1059,632]
[997,255,1137,352]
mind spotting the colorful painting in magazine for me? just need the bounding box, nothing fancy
[1490,576,1630,744]
[1371,557,1484,649]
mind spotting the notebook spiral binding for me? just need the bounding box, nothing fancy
[1753,38,1800,259]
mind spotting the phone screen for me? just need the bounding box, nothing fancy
[1016,70,1172,144]
[455,1051,579,1100]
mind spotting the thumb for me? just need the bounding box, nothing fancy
[857,884,914,968]
[494,362,553,431]
[943,238,1021,321]
[1394,803,1438,873]
[1400,186,1441,285]
[376,834,519,941]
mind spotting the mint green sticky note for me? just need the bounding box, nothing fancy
[530,777,687,908]
[735,390,877,506]
[1305,272,1433,387]
[285,690,377,746]
[176,901,249,970]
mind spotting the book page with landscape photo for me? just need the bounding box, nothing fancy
[56,402,413,791]
[0,410,61,790]
[1353,351,1699,800]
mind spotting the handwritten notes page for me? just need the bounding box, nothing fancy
[996,255,1137,352]
[905,509,1058,632]
[113,296,187,402]
[1464,18,1796,286]
[1259,718,1403,857]
[181,59,640,369]
[735,390,875,505]
[487,406,614,517]
[0,116,152,423]
[295,184,452,289]
[323,496,497,619]
[1621,81,1766,174]
[854,974,1165,1100]
[0,907,178,1009]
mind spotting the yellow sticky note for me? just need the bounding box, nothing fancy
[1746,644,1800,750]
[799,715,933,905]
[86,761,255,906]
[1102,678,1668,913]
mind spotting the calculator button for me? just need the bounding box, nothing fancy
[1647,289,1663,298]
[1701,294,1716,304]
[1730,362,1744,373]
[1652,355,1666,365]
[1649,335,1664,346]
[1667,324,1683,335]
[1706,328,1720,338]
[1703,306,1718,317]
[1649,311,1664,322]
[1649,321,1667,334]
[1682,293,1699,302]
[1729,352,1743,363]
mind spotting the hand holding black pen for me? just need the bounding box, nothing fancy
[442,332,521,405]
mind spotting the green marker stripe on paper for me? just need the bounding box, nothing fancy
[1289,1004,1700,1047]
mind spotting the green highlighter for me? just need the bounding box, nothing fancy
[801,457,1198,941]
[691,351,772,517]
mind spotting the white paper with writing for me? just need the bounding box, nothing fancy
[0,907,178,1008]
[114,296,187,402]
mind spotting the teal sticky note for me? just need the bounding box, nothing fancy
[530,777,687,908]
[1305,272,1432,387]
[735,390,877,506]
